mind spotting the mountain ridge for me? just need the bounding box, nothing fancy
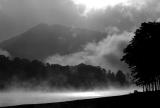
[0,24,107,60]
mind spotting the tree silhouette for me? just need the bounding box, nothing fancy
[0,55,129,90]
[116,70,127,86]
[121,22,160,91]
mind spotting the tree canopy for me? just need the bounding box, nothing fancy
[121,22,160,91]
[0,55,129,91]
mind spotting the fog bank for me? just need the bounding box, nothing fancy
[0,88,137,107]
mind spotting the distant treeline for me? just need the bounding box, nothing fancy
[0,55,129,90]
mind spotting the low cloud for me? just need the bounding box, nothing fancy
[1,0,160,41]
[0,49,10,57]
[105,26,120,35]
[45,31,133,73]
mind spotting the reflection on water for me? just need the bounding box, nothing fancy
[0,89,135,107]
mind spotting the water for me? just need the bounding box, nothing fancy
[0,89,134,107]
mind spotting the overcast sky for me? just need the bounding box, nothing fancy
[0,0,160,72]
[0,0,160,41]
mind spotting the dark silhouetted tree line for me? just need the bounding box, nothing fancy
[122,22,160,92]
[0,55,129,90]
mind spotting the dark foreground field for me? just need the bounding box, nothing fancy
[2,91,160,108]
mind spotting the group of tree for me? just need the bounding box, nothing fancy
[2,22,160,92]
[122,22,160,92]
[0,55,129,91]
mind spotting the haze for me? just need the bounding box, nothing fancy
[0,0,159,107]
[0,0,160,41]
[0,88,137,107]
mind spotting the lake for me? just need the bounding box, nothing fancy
[0,89,135,107]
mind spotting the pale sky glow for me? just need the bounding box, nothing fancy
[71,0,130,13]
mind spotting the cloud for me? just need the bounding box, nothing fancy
[45,31,133,73]
[105,26,120,35]
[81,0,160,32]
[0,0,85,41]
[1,0,160,40]
[0,49,10,57]
[0,4,2,10]
[1,0,160,73]
[0,0,6,9]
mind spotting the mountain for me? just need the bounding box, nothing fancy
[0,24,106,60]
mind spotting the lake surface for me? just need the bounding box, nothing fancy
[0,89,134,107]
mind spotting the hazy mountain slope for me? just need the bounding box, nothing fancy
[0,24,106,60]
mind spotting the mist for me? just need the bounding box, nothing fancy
[0,49,10,57]
[0,0,158,107]
[45,31,133,72]
[0,28,134,107]
[0,52,135,107]
[0,87,138,107]
[1,0,160,41]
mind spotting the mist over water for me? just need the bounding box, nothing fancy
[0,88,138,107]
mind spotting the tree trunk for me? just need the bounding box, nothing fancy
[155,81,157,91]
[143,85,145,92]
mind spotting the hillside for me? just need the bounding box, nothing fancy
[0,24,106,60]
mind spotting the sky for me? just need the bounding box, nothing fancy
[0,0,160,41]
[0,0,160,72]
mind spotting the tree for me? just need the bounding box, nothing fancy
[121,22,160,91]
[116,70,127,86]
[0,54,129,90]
